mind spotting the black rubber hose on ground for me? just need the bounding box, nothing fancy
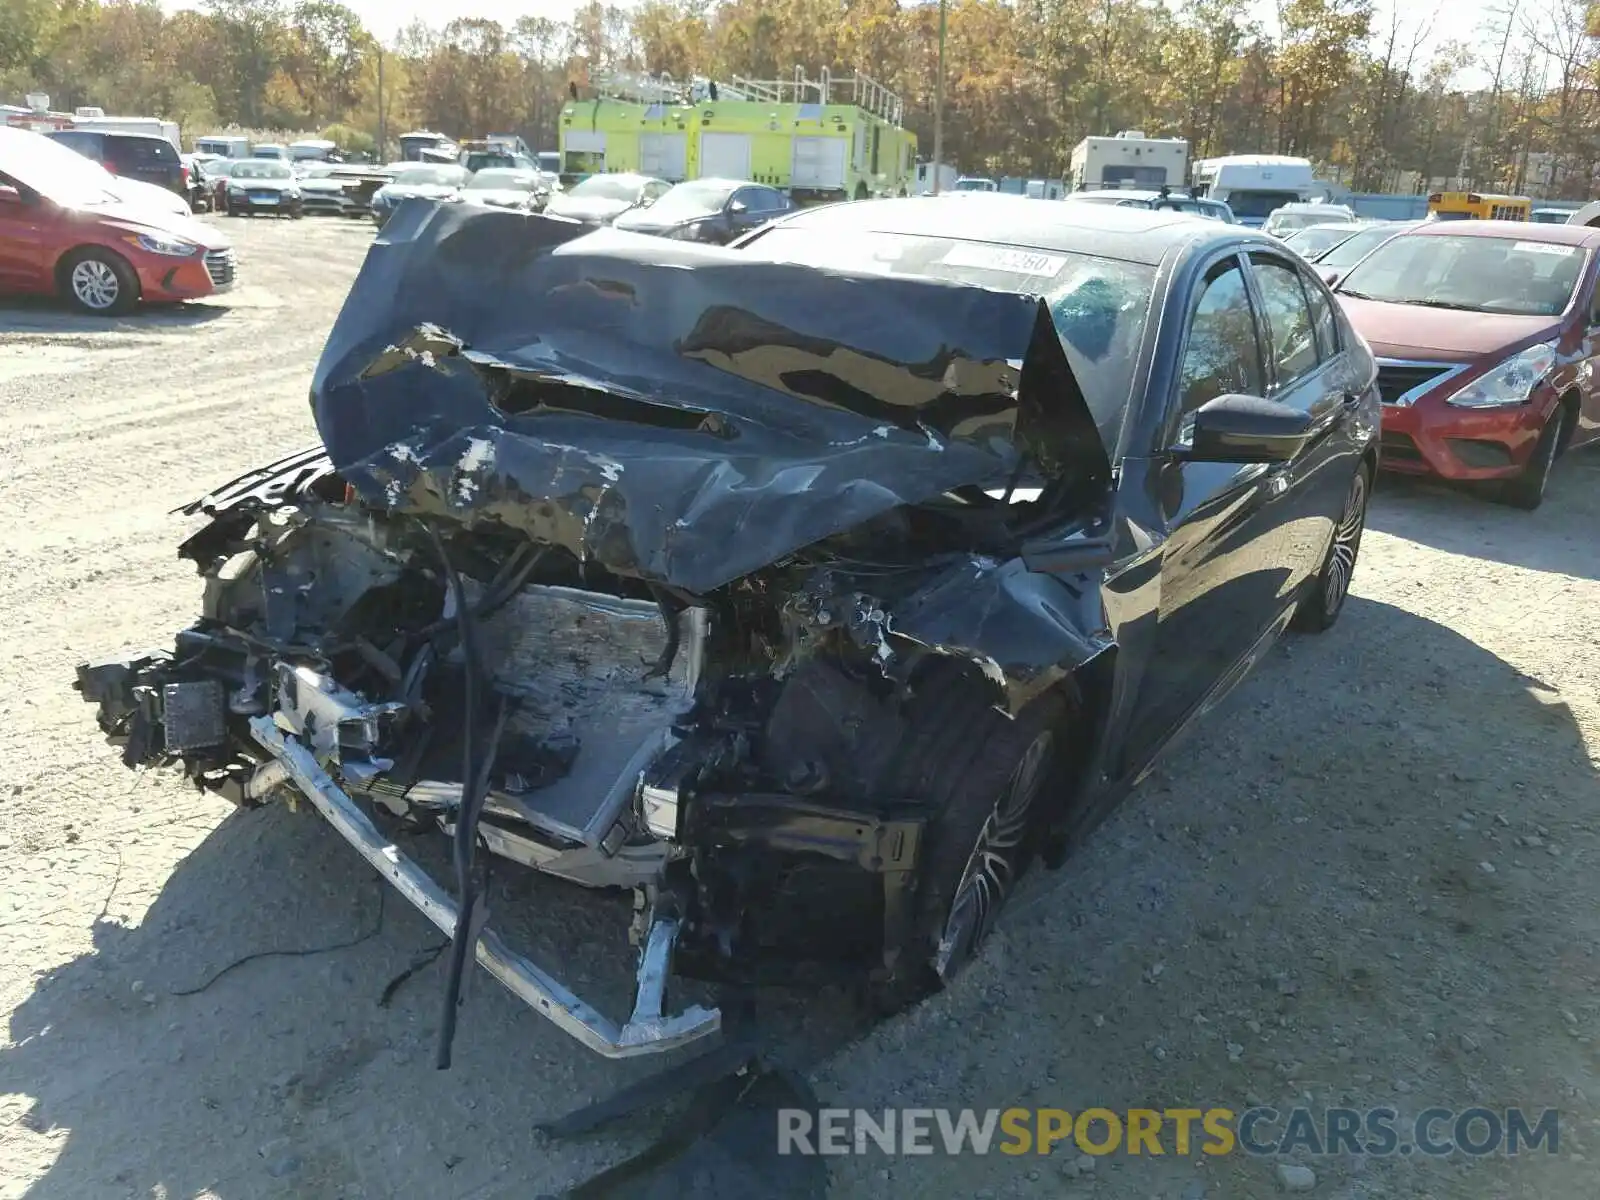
[422,520,486,1070]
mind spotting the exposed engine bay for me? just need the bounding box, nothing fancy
[75,202,1117,1061]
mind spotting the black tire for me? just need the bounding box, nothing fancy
[1498,405,1567,511]
[871,666,1066,1011]
[57,247,139,316]
[1292,462,1370,633]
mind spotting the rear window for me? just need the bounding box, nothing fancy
[740,226,1156,444]
[1227,190,1305,220]
[109,137,177,164]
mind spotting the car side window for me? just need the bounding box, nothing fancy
[1176,258,1266,421]
[1249,254,1321,390]
[53,131,101,158]
[744,187,785,213]
[1301,270,1341,359]
[645,180,670,201]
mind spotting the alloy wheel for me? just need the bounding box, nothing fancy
[1323,469,1367,616]
[933,730,1055,980]
[70,259,120,311]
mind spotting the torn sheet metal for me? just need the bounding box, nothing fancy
[310,202,1110,593]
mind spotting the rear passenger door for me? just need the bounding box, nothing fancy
[1242,250,1364,594]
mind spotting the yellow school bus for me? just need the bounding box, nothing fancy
[1427,192,1532,221]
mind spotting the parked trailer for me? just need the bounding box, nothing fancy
[195,134,251,158]
[1190,154,1315,226]
[1070,131,1188,192]
[70,111,181,150]
[914,161,958,195]
[559,66,916,201]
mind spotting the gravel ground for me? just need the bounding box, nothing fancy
[1,215,1597,1200]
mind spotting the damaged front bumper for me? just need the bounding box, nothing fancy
[249,715,720,1057]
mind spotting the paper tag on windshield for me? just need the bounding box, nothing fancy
[941,244,1068,277]
[1513,241,1579,256]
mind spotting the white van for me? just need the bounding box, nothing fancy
[1191,155,1315,227]
[289,139,338,162]
[196,134,251,158]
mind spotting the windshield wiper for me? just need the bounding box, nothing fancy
[1335,288,1376,300]
[1394,298,1478,311]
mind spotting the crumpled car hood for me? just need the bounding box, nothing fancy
[310,201,1110,593]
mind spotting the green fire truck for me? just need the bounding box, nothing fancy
[558,67,917,203]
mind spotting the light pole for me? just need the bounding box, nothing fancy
[931,0,946,194]
[376,46,386,162]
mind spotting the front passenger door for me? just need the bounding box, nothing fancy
[1118,253,1289,771]
[0,173,51,292]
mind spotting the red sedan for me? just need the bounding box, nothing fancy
[1333,220,1600,509]
[0,127,235,316]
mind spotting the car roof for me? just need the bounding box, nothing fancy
[588,172,662,186]
[770,194,1228,265]
[1412,219,1600,246]
[1072,189,1162,200]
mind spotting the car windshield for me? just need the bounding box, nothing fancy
[1338,233,1586,316]
[742,227,1155,444]
[300,164,337,179]
[392,166,464,187]
[1316,224,1408,270]
[464,152,518,172]
[648,180,739,218]
[467,169,538,191]
[1227,189,1305,220]
[232,162,292,180]
[569,175,645,202]
[1287,226,1362,257]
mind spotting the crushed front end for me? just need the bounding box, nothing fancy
[75,203,1115,1060]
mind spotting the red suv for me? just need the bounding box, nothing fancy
[0,128,235,315]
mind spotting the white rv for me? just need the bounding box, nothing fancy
[71,108,180,150]
[196,134,251,158]
[1190,155,1315,227]
[1069,131,1188,192]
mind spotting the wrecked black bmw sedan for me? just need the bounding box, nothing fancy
[75,195,1379,1062]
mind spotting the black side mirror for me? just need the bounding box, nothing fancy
[729,198,748,214]
[1178,394,1315,464]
